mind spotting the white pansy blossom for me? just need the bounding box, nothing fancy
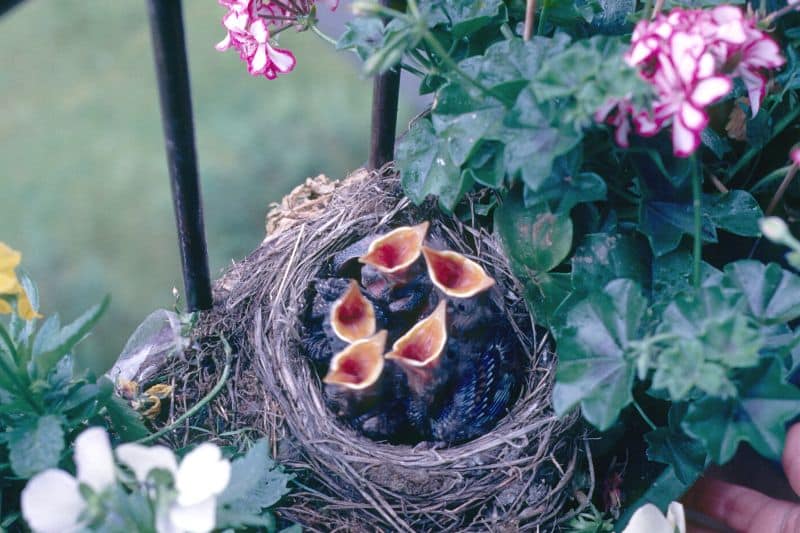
[21,427,116,533]
[162,443,231,533]
[622,501,686,533]
[116,443,179,483]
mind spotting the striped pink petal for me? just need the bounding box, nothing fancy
[691,76,731,106]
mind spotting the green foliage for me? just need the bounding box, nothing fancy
[216,439,295,529]
[348,0,800,525]
[0,287,148,480]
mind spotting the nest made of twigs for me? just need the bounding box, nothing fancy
[144,166,589,532]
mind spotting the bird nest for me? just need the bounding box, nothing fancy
[137,166,590,531]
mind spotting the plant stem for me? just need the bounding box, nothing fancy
[692,155,703,289]
[727,105,800,179]
[632,399,657,431]
[135,351,232,445]
[421,29,511,106]
[766,163,799,216]
[537,1,548,35]
[311,25,338,46]
[524,0,536,40]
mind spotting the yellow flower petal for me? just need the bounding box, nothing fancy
[0,298,12,315]
[0,243,22,272]
[0,272,17,294]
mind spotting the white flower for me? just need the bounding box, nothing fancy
[21,427,116,533]
[622,501,686,533]
[116,442,179,483]
[158,443,232,533]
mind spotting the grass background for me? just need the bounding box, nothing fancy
[0,1,413,371]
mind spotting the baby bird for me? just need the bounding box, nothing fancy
[323,331,388,421]
[302,278,383,368]
[428,332,519,444]
[323,331,414,441]
[385,301,455,435]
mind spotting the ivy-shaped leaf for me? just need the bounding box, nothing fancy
[217,439,294,529]
[336,17,385,61]
[431,83,505,166]
[552,279,646,430]
[571,232,651,293]
[5,415,65,479]
[683,358,800,464]
[495,191,573,273]
[645,404,707,485]
[722,261,800,324]
[397,118,467,211]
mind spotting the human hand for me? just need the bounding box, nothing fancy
[684,423,800,532]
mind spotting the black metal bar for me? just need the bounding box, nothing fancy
[146,0,213,311]
[368,0,405,170]
[0,0,26,17]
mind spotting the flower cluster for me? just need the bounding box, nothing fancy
[0,242,39,321]
[598,6,785,157]
[216,0,337,79]
[21,427,231,533]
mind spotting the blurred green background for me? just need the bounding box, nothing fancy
[0,1,413,372]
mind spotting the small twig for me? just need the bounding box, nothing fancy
[709,173,729,194]
[524,0,536,41]
[766,163,799,216]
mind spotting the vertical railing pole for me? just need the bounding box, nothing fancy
[146,0,213,311]
[368,0,404,170]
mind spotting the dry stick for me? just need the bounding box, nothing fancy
[524,0,536,41]
[766,163,800,216]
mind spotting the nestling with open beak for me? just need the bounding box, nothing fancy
[323,330,388,420]
[385,300,454,434]
[421,246,498,336]
[301,278,385,367]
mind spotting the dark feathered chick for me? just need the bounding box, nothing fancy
[428,332,519,444]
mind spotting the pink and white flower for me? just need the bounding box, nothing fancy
[215,0,337,79]
[603,6,785,157]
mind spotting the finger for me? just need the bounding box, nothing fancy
[684,476,797,532]
[781,423,800,496]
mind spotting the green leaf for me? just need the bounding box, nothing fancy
[217,439,294,529]
[571,232,650,293]
[683,358,800,463]
[495,191,573,273]
[397,118,466,211]
[722,261,800,324]
[432,83,505,166]
[705,190,763,237]
[100,378,150,441]
[336,17,385,61]
[6,415,64,479]
[32,296,109,379]
[423,0,507,39]
[645,405,707,485]
[639,199,717,256]
[524,149,607,213]
[553,279,645,430]
[520,272,572,327]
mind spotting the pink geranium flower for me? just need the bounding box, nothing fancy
[216,0,337,80]
[603,5,785,157]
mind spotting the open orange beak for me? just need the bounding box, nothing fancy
[385,301,447,389]
[358,222,429,281]
[323,331,387,390]
[422,246,495,298]
[330,280,376,343]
